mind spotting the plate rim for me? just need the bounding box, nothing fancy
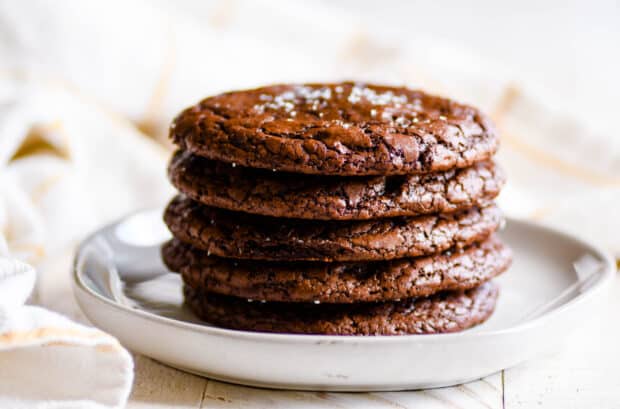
[73,211,616,345]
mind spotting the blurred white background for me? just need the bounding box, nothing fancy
[331,0,620,117]
[158,0,620,131]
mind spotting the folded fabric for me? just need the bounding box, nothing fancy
[0,74,174,408]
[0,250,133,409]
[493,87,620,256]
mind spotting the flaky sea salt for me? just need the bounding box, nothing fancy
[254,86,332,117]
[347,85,408,106]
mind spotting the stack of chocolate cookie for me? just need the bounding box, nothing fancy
[162,82,511,335]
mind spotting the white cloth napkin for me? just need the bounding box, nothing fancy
[0,73,173,408]
[0,254,133,409]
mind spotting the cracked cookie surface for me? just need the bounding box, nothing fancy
[164,195,503,261]
[182,282,499,335]
[168,150,504,220]
[170,82,498,176]
[163,236,511,303]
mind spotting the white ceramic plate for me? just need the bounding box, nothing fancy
[72,210,615,391]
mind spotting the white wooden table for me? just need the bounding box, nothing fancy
[124,275,619,408]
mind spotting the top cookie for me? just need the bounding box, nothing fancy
[170,82,498,175]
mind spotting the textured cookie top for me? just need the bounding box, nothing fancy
[168,151,505,220]
[164,195,503,262]
[164,236,511,303]
[170,82,498,175]
[183,282,499,335]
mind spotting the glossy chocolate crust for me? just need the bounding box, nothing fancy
[182,282,499,335]
[170,83,498,176]
[164,195,503,261]
[168,150,505,220]
[163,236,511,303]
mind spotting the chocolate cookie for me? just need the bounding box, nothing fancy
[170,83,498,176]
[183,282,499,335]
[164,195,503,261]
[163,237,511,303]
[168,150,504,220]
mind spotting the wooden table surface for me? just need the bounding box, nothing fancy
[125,276,619,409]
